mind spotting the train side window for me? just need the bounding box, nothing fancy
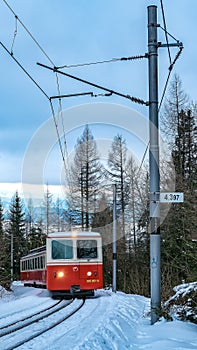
[40,256,43,269]
[35,258,38,269]
[43,255,45,268]
[30,259,33,270]
[52,240,73,259]
[77,240,98,259]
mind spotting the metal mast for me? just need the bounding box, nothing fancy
[148,5,161,324]
[112,184,117,293]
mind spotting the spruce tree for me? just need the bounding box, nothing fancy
[7,191,26,280]
[0,198,8,288]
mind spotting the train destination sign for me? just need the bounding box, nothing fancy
[160,192,184,203]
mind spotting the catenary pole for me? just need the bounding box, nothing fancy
[112,184,117,292]
[10,232,13,283]
[148,5,161,324]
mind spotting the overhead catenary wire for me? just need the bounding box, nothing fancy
[2,0,74,197]
[160,0,172,64]
[158,44,183,111]
[50,92,113,100]
[54,73,75,204]
[55,72,68,163]
[49,100,68,177]
[158,43,183,110]
[1,0,150,197]
[157,0,184,111]
[2,0,55,66]
[136,141,149,178]
[1,0,150,219]
[1,0,184,198]
[159,25,180,44]
[57,54,148,69]
[10,14,18,55]
[37,62,149,106]
[1,37,72,188]
[0,40,50,100]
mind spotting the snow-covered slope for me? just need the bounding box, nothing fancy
[0,282,196,350]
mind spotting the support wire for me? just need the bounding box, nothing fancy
[160,0,172,64]
[37,62,149,106]
[57,54,148,69]
[2,0,73,195]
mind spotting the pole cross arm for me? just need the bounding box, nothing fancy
[158,42,183,48]
[37,62,148,106]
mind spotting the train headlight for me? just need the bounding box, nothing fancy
[87,271,92,277]
[57,271,64,278]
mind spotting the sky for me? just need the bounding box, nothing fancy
[0,282,197,349]
[0,0,197,198]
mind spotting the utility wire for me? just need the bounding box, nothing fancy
[158,0,184,111]
[57,54,148,69]
[2,0,74,193]
[136,141,149,178]
[0,41,50,100]
[160,0,171,64]
[159,44,183,111]
[37,62,149,106]
[159,25,180,43]
[2,0,55,66]
[49,99,68,175]
[54,73,74,201]
[10,14,18,55]
[55,72,67,160]
[0,40,72,187]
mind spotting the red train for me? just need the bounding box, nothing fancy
[20,231,103,298]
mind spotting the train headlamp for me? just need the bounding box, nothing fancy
[87,271,92,277]
[57,271,64,278]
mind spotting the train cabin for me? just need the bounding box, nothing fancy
[20,231,103,298]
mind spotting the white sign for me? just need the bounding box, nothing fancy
[160,192,184,203]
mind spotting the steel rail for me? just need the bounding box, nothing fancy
[0,300,62,332]
[0,300,71,337]
[3,299,85,350]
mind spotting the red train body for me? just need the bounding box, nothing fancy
[20,231,103,298]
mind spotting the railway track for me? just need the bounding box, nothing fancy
[0,298,85,350]
[0,299,62,334]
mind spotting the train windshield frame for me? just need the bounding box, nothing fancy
[52,239,73,259]
[77,239,98,259]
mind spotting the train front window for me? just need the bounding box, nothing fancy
[52,240,73,259]
[77,240,98,259]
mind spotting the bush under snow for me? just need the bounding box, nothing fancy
[163,282,197,324]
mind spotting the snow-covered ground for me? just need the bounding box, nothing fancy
[0,282,196,350]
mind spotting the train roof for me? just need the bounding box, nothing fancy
[47,231,101,239]
[21,246,46,259]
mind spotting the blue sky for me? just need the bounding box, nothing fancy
[0,0,196,191]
